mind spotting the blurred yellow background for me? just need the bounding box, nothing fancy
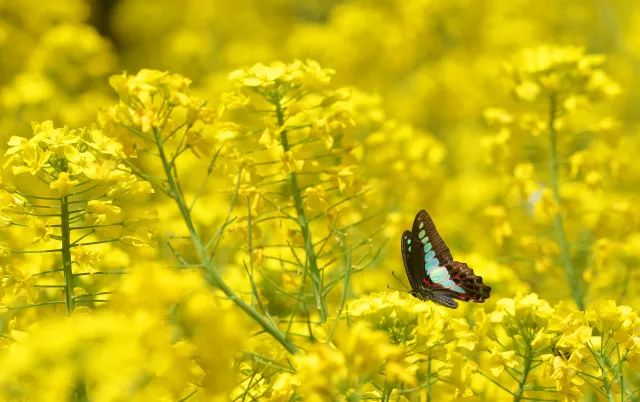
[0,1,639,401]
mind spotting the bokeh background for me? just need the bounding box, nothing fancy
[1,0,639,401]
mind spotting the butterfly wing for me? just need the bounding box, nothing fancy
[401,230,422,290]
[413,210,453,265]
[412,210,490,304]
[441,261,491,302]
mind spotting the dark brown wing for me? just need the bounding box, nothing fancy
[445,261,491,302]
[401,230,422,290]
[413,210,454,265]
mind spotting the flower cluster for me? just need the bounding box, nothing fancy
[0,264,245,401]
[478,294,640,401]
[4,121,149,193]
[482,46,630,310]
[101,69,216,158]
[221,60,377,323]
[290,322,413,401]
[509,46,620,104]
[1,120,154,316]
[0,1,116,136]
[347,292,478,399]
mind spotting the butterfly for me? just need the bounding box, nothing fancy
[400,209,491,308]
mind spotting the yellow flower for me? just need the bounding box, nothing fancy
[511,163,538,199]
[229,62,288,87]
[71,246,101,274]
[279,150,304,173]
[303,186,328,213]
[515,81,540,102]
[86,128,124,157]
[297,59,335,88]
[532,188,558,220]
[0,264,38,304]
[484,107,514,126]
[229,60,334,90]
[185,128,213,158]
[292,321,413,400]
[347,291,427,339]
[31,121,79,150]
[586,300,640,346]
[27,216,56,243]
[543,354,585,401]
[556,325,591,350]
[105,169,155,198]
[4,136,52,176]
[483,206,512,246]
[86,200,122,225]
[489,349,518,376]
[49,172,79,194]
[0,242,10,257]
[104,69,215,160]
[510,45,619,107]
[0,212,11,227]
[586,69,621,98]
[265,373,301,402]
[63,143,97,176]
[294,342,347,401]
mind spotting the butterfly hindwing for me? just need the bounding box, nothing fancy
[444,261,491,302]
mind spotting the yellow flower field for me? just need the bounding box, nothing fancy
[1,1,639,401]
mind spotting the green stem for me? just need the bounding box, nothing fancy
[73,379,90,402]
[152,129,297,354]
[60,195,75,314]
[513,341,533,402]
[548,95,584,310]
[328,242,351,340]
[274,97,327,322]
[478,370,515,396]
[8,301,65,310]
[426,351,432,402]
[586,343,616,402]
[603,369,616,402]
[617,345,625,402]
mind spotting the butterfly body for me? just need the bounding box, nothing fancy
[401,210,491,309]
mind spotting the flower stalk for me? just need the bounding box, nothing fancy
[548,95,584,310]
[426,351,432,402]
[152,128,298,354]
[513,339,533,402]
[60,194,75,314]
[274,95,328,322]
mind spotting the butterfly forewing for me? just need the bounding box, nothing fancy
[410,210,457,289]
[401,230,422,290]
[413,210,453,265]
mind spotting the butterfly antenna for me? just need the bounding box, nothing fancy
[386,284,411,294]
[391,270,410,290]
